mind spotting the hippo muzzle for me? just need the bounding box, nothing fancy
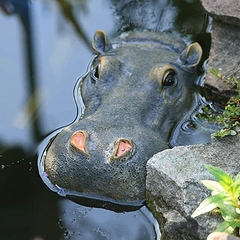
[39,30,203,209]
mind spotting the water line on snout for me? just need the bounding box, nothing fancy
[73,55,98,121]
[37,132,67,197]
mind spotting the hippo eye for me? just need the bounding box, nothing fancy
[90,63,100,81]
[163,70,176,87]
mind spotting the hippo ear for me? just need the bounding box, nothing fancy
[92,30,112,54]
[179,42,202,67]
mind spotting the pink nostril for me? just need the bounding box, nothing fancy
[109,138,133,161]
[116,140,132,157]
[70,130,89,156]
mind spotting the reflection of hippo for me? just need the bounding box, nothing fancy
[41,30,204,209]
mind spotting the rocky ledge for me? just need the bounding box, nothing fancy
[200,0,240,93]
[146,135,240,240]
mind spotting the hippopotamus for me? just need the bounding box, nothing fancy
[39,30,205,210]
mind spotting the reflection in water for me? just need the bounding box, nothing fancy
[111,0,208,37]
[54,0,90,49]
[13,90,42,132]
[0,0,43,142]
[111,0,211,61]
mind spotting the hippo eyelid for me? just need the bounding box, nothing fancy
[93,64,100,79]
[162,69,176,88]
[90,60,101,82]
[157,65,176,89]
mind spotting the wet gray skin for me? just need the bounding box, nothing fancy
[43,30,203,207]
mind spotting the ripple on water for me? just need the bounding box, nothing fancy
[58,199,161,240]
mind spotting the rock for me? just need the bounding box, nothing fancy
[204,20,240,93]
[199,0,240,95]
[200,0,240,26]
[146,135,240,240]
[207,232,240,240]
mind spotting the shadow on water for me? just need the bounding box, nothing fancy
[0,0,214,239]
[0,144,62,239]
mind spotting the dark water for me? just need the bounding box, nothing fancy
[0,0,212,239]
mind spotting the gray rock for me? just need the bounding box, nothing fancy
[204,20,240,92]
[146,135,240,240]
[200,0,240,26]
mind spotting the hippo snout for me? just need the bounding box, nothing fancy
[70,130,133,162]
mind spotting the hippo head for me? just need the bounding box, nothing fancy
[40,30,203,210]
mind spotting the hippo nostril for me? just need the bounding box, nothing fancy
[109,138,133,161]
[116,140,132,156]
[70,130,89,156]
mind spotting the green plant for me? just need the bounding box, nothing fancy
[191,165,240,236]
[213,96,240,137]
[199,67,240,137]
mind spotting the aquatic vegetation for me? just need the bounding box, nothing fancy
[191,165,240,236]
[200,68,240,137]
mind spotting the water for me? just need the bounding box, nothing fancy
[0,0,213,239]
[58,201,160,240]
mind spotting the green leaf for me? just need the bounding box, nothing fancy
[214,221,235,234]
[220,204,239,221]
[201,180,226,195]
[210,68,219,76]
[234,173,240,182]
[227,181,240,200]
[191,193,231,218]
[232,220,240,229]
[205,165,233,190]
[215,219,240,235]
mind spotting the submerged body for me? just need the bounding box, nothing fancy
[40,30,208,209]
